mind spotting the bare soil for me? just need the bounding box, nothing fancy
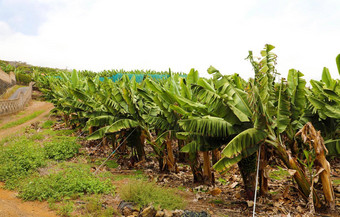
[0,183,57,217]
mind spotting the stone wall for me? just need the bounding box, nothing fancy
[0,69,16,95]
[0,82,33,116]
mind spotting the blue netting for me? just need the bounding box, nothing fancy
[99,74,186,82]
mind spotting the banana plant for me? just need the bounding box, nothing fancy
[213,45,337,208]
[86,75,149,161]
[304,66,340,155]
[139,69,200,172]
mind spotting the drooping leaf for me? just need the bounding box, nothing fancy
[221,128,267,158]
[87,126,111,140]
[106,119,139,133]
[179,116,229,137]
[213,144,259,173]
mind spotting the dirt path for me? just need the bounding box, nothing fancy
[0,183,57,217]
[0,100,57,216]
[0,100,54,138]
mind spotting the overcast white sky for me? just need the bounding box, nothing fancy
[0,0,339,81]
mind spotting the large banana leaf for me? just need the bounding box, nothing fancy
[213,144,259,173]
[276,79,291,133]
[87,119,139,140]
[287,69,306,121]
[325,139,340,155]
[220,128,267,158]
[178,116,229,137]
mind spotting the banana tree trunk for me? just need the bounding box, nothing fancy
[202,151,213,185]
[135,128,145,161]
[102,137,108,147]
[189,152,204,183]
[238,152,257,200]
[275,144,321,208]
[212,148,221,165]
[178,139,187,163]
[259,145,268,195]
[166,132,177,172]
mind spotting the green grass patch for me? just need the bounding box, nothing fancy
[177,186,187,191]
[16,111,26,117]
[209,199,224,205]
[333,179,340,185]
[19,162,114,201]
[113,170,147,181]
[0,110,44,130]
[105,160,119,169]
[269,166,290,181]
[41,120,54,129]
[78,195,118,217]
[119,180,185,210]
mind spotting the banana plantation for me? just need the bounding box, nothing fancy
[33,45,340,215]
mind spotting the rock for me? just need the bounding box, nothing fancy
[155,210,165,217]
[163,209,173,217]
[182,210,210,217]
[172,209,184,217]
[140,205,157,217]
[123,207,134,216]
[118,201,139,216]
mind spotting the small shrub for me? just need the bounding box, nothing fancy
[16,72,32,85]
[19,163,114,201]
[119,180,185,210]
[44,139,80,161]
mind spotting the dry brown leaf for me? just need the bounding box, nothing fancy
[287,169,297,176]
[246,200,254,207]
[273,202,281,207]
[230,182,238,188]
[209,187,222,196]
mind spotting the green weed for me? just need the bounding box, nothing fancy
[41,120,54,129]
[119,180,185,210]
[333,179,340,185]
[19,162,114,201]
[209,199,224,205]
[269,166,290,181]
[0,140,46,189]
[114,170,147,181]
[79,195,118,217]
[44,139,80,161]
[57,200,74,217]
